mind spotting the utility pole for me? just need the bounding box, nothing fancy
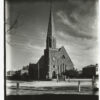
[38,63,39,81]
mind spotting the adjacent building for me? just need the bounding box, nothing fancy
[82,64,98,78]
[7,71,16,77]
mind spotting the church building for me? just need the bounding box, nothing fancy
[29,6,74,80]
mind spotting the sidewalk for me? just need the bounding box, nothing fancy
[6,80,92,88]
[6,79,99,95]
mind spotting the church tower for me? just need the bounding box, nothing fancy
[44,3,57,79]
[43,2,74,80]
[46,3,56,49]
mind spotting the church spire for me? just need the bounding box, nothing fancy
[46,1,56,49]
[47,2,55,37]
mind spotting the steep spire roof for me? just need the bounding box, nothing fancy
[47,2,55,37]
[46,1,56,49]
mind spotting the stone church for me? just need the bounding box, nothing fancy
[29,7,74,80]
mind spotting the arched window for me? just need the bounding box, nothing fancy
[60,64,62,72]
[63,64,64,72]
[53,65,55,68]
[58,66,59,74]
[65,65,67,71]
[62,55,65,59]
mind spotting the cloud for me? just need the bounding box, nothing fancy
[56,30,98,69]
[56,31,98,50]
[56,10,97,39]
[56,0,98,39]
[7,38,44,52]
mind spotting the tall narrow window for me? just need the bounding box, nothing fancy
[58,66,59,74]
[53,65,55,68]
[60,65,62,73]
[62,55,65,59]
[65,65,67,71]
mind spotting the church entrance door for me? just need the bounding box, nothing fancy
[52,71,57,79]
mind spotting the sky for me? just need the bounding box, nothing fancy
[6,0,99,71]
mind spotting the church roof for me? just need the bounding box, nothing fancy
[58,46,74,66]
